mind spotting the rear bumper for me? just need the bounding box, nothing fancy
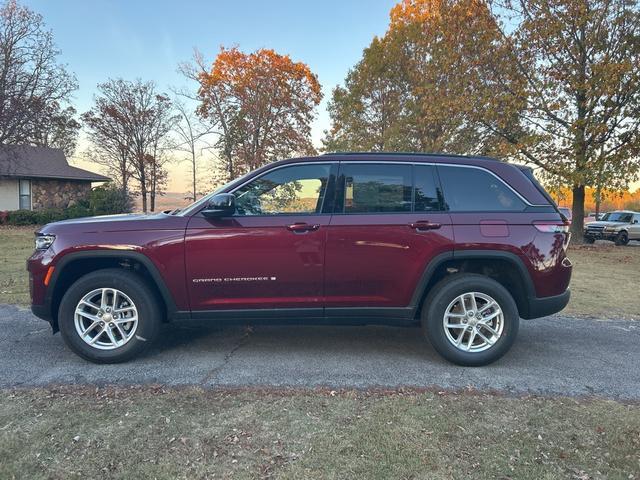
[521,289,571,319]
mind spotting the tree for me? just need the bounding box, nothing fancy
[187,47,322,181]
[470,0,640,239]
[172,96,215,201]
[323,36,411,152]
[82,79,176,212]
[0,0,78,153]
[30,104,80,157]
[324,0,509,155]
[83,99,132,193]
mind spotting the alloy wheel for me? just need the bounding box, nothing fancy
[74,288,139,350]
[442,291,504,353]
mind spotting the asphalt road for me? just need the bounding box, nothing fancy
[1,304,638,400]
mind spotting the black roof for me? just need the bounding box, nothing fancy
[0,145,110,182]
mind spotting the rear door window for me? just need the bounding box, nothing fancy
[437,165,525,212]
[337,163,412,213]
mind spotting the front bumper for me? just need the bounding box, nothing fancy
[521,289,571,319]
[31,303,53,322]
[584,230,617,241]
[27,248,56,328]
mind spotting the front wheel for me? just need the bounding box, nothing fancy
[583,236,595,244]
[58,269,161,363]
[615,231,629,246]
[421,274,519,366]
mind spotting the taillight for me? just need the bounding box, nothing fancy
[533,221,570,233]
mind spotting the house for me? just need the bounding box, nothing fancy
[0,145,110,211]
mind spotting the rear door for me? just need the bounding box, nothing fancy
[323,162,454,318]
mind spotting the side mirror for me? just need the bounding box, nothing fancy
[202,193,235,218]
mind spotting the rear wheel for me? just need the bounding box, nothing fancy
[58,269,161,363]
[421,274,519,366]
[615,231,629,246]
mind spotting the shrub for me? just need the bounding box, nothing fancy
[6,209,40,225]
[88,185,133,215]
[35,208,67,224]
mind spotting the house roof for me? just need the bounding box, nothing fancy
[0,145,110,182]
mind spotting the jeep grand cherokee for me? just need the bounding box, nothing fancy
[27,153,572,366]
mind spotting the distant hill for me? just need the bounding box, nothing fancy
[133,192,192,213]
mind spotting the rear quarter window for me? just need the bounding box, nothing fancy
[437,165,526,212]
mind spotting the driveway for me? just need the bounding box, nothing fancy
[1,304,638,400]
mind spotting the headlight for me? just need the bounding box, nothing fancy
[35,234,55,251]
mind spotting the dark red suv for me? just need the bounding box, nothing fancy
[27,153,572,366]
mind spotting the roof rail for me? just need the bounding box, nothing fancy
[321,151,499,161]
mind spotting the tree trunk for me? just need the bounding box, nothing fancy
[192,148,197,201]
[141,188,147,213]
[227,150,234,181]
[140,163,148,213]
[150,164,156,212]
[571,185,585,242]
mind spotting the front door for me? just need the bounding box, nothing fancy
[185,162,336,313]
[323,162,455,317]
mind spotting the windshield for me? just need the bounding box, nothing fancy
[602,212,632,223]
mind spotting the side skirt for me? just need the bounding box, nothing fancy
[171,307,418,327]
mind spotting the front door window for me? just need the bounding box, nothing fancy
[233,164,331,216]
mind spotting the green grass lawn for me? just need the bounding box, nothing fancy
[2,225,640,318]
[564,244,640,319]
[0,226,35,304]
[1,387,638,480]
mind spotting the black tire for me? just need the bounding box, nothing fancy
[58,269,161,363]
[583,236,595,244]
[421,274,519,367]
[614,231,629,246]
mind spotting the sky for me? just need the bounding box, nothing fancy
[23,0,397,193]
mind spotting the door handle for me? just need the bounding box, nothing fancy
[409,221,441,231]
[286,223,320,233]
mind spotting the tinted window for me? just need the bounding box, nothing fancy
[339,164,412,213]
[438,166,525,212]
[414,165,442,212]
[234,164,331,215]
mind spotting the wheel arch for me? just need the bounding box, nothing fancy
[47,251,177,330]
[410,250,536,319]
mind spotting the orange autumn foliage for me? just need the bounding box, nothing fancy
[196,47,322,180]
[551,187,640,212]
[390,0,487,27]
